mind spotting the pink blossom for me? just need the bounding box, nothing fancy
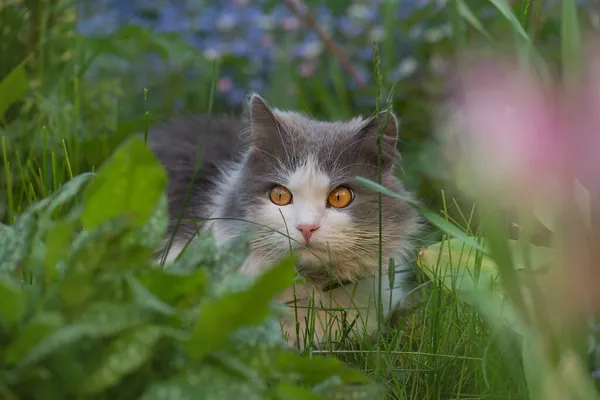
[444,60,569,205]
[281,16,299,31]
[298,62,316,77]
[216,77,233,93]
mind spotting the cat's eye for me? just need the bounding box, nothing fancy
[327,186,353,208]
[269,185,293,206]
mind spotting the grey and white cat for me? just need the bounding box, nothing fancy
[148,94,421,348]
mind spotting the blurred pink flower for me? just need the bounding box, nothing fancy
[281,16,299,31]
[298,62,316,77]
[216,77,233,93]
[442,58,585,206]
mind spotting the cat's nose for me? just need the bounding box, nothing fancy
[296,224,320,242]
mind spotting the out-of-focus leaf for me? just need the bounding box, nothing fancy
[184,255,296,360]
[0,59,28,120]
[126,275,176,316]
[263,350,369,386]
[138,267,207,308]
[0,275,25,325]
[81,137,167,230]
[4,312,64,365]
[44,221,75,281]
[140,365,264,400]
[82,325,163,394]
[125,193,169,249]
[18,303,149,368]
[269,384,327,400]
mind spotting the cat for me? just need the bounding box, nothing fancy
[147,94,422,348]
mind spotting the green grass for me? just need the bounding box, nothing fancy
[0,0,598,399]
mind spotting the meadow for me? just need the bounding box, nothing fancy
[1,0,600,399]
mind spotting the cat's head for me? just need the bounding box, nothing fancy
[237,94,420,284]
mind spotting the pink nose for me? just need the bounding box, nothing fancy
[296,224,320,242]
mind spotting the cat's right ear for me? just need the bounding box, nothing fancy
[246,93,281,146]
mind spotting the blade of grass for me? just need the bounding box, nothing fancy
[561,0,582,87]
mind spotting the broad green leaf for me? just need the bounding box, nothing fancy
[138,379,202,400]
[138,267,207,308]
[126,275,176,316]
[266,350,369,386]
[82,325,163,394]
[184,256,296,359]
[44,221,75,282]
[0,59,29,120]
[0,275,25,325]
[140,365,264,400]
[125,193,169,249]
[269,384,327,400]
[354,176,487,253]
[4,312,64,365]
[81,137,167,230]
[242,348,369,386]
[18,303,149,368]
[0,223,19,271]
[42,173,93,216]
[0,211,37,272]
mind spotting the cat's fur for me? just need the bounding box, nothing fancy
[148,94,421,348]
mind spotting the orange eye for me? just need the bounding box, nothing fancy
[269,185,293,206]
[327,186,353,208]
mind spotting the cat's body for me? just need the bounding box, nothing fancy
[148,95,421,348]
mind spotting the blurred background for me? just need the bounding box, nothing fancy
[1,0,599,229]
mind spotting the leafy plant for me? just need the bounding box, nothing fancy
[0,137,377,399]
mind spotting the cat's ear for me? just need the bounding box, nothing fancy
[357,110,400,168]
[361,110,399,145]
[247,93,281,145]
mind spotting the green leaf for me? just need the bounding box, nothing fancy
[82,325,163,395]
[0,275,25,325]
[0,212,35,272]
[81,137,167,230]
[138,267,207,308]
[269,384,327,400]
[265,350,369,386]
[184,255,296,360]
[561,0,582,86]
[18,303,149,368]
[0,59,29,120]
[354,176,487,254]
[125,193,169,249]
[4,312,64,365]
[44,221,75,282]
[126,275,176,316]
[140,365,264,400]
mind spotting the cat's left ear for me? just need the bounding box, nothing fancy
[246,93,284,148]
[358,110,400,166]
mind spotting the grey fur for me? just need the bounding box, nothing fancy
[147,94,421,287]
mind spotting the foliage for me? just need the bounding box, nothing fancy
[2,0,600,399]
[0,138,377,399]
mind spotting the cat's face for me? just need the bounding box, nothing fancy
[237,95,419,283]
